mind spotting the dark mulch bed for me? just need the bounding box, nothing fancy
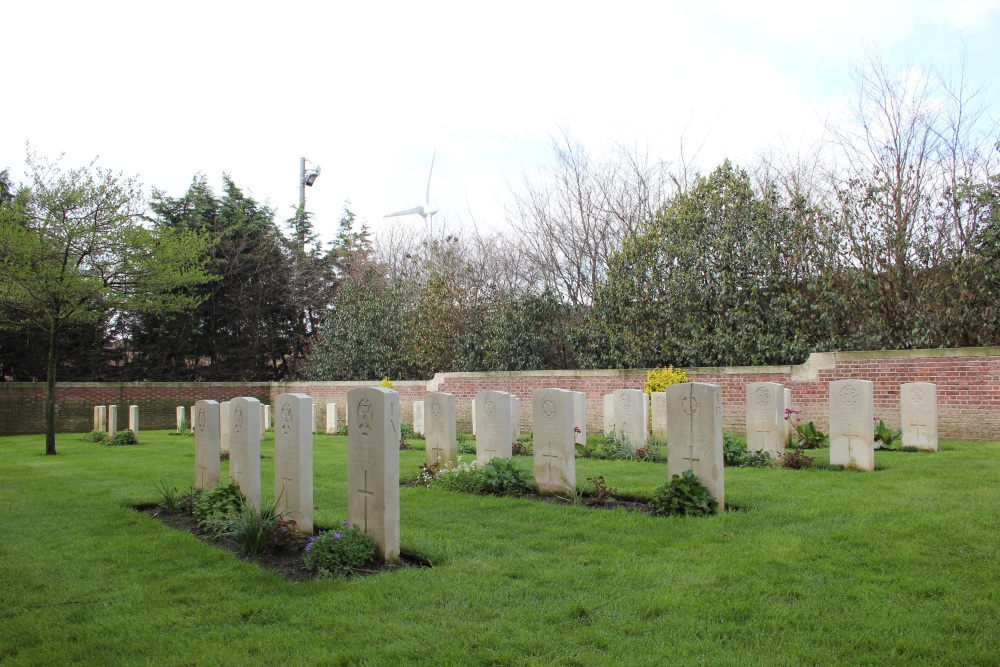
[134,504,429,583]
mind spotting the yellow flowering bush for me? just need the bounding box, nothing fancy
[380,376,394,389]
[644,365,688,394]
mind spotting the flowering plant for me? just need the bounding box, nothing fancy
[784,408,828,449]
[304,520,377,578]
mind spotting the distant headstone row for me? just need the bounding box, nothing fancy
[91,404,139,440]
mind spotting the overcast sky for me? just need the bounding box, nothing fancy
[4,0,999,243]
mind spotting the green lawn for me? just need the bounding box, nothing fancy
[1,432,998,665]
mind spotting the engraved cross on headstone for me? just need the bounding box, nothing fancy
[910,418,926,444]
[357,470,375,532]
[754,419,770,449]
[430,441,444,461]
[682,443,700,471]
[845,421,865,464]
[540,441,558,483]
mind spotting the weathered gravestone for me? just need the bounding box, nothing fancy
[128,405,139,440]
[424,392,457,468]
[99,406,108,432]
[603,394,613,434]
[107,405,118,438]
[259,403,267,438]
[901,382,938,452]
[93,406,101,432]
[829,379,875,471]
[263,404,271,432]
[190,405,196,432]
[532,389,576,494]
[176,406,186,434]
[475,390,514,465]
[194,400,221,491]
[326,403,339,434]
[471,398,477,436]
[666,383,725,510]
[746,382,786,458]
[347,387,400,564]
[412,401,425,436]
[651,392,668,441]
[230,397,261,509]
[312,404,317,435]
[611,388,647,447]
[572,391,587,445]
[274,393,314,533]
[220,401,231,455]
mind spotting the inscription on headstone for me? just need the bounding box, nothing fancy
[176,406,186,434]
[424,392,457,468]
[194,400,221,491]
[532,389,576,494]
[347,387,400,564]
[829,379,875,471]
[746,382,785,458]
[901,382,938,452]
[273,393,314,533]
[651,392,668,441]
[107,405,118,438]
[611,388,647,448]
[326,402,339,434]
[475,391,514,465]
[230,397,261,509]
[666,383,725,510]
[412,401,425,436]
[603,394,613,434]
[220,401,231,455]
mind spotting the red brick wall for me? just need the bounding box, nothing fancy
[1,348,997,440]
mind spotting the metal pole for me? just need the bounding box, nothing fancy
[299,157,306,212]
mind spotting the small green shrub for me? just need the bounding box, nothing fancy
[512,436,533,456]
[154,478,192,514]
[400,423,416,440]
[82,430,108,444]
[723,431,747,466]
[335,425,348,436]
[304,521,378,578]
[223,499,297,555]
[193,479,245,533]
[649,470,719,517]
[178,418,190,434]
[108,429,137,446]
[479,457,532,496]
[434,459,483,494]
[586,475,617,505]
[575,441,600,458]
[782,448,816,470]
[740,450,774,468]
[873,419,902,450]
[785,409,829,449]
[600,430,639,460]
[636,439,665,463]
[456,434,477,455]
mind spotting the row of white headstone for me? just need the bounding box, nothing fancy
[92,405,139,439]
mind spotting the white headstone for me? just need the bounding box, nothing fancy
[190,405,196,432]
[412,401,425,436]
[603,394,613,434]
[572,391,587,445]
[274,393,314,533]
[666,383,725,510]
[512,395,521,440]
[901,382,937,451]
[176,406,186,434]
[532,389,576,494]
[424,392,457,468]
[475,391,514,465]
[829,379,875,471]
[651,392,668,441]
[326,402,339,434]
[98,405,107,432]
[194,400,221,491]
[611,388,647,448]
[312,404,317,434]
[263,404,271,432]
[471,398,477,436]
[93,406,101,431]
[230,397,261,509]
[107,405,118,438]
[128,405,139,440]
[220,401,231,455]
[746,382,786,458]
[347,386,400,564]
[259,403,267,438]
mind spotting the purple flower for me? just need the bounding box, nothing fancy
[334,533,341,539]
[574,426,581,434]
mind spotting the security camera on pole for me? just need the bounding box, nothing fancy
[298,157,321,247]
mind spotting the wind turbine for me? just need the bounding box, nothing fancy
[384,150,438,236]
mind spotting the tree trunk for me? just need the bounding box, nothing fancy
[45,325,58,455]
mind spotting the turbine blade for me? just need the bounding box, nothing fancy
[425,148,436,205]
[383,206,423,218]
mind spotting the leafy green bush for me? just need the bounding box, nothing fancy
[154,478,192,514]
[400,423,418,440]
[108,429,137,446]
[740,450,774,468]
[304,522,377,578]
[723,431,747,466]
[586,475,617,505]
[785,409,829,449]
[636,439,665,463]
[649,470,719,517]
[873,419,902,450]
[434,459,483,494]
[82,430,108,444]
[178,418,190,434]
[193,479,245,532]
[512,436,533,456]
[479,457,533,496]
[600,430,639,460]
[456,434,477,455]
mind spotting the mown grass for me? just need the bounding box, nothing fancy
[1,431,998,665]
